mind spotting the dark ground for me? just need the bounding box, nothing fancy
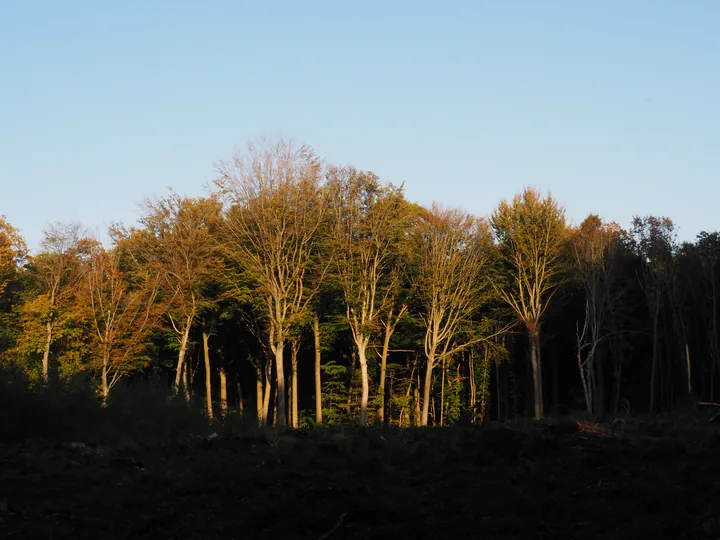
[2,416,720,539]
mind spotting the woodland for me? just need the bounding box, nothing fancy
[2,138,720,538]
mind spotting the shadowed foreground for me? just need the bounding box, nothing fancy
[2,419,720,539]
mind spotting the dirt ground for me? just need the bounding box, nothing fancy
[2,420,720,539]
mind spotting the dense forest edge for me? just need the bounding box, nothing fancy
[3,137,720,538]
[2,137,720,428]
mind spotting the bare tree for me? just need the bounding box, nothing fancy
[491,189,567,420]
[414,205,495,426]
[216,138,328,428]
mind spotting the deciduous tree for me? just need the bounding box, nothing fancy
[216,138,328,428]
[491,189,567,419]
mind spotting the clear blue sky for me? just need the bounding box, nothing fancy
[2,0,718,251]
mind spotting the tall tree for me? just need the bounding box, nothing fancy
[414,205,494,426]
[571,215,622,416]
[630,216,677,411]
[32,223,88,384]
[0,216,26,299]
[84,242,161,400]
[491,188,567,419]
[216,138,328,428]
[327,166,412,426]
[129,193,222,399]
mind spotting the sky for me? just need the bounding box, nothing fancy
[1,0,718,251]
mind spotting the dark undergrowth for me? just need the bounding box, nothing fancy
[2,377,720,539]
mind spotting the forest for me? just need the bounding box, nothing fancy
[2,138,720,428]
[3,138,720,538]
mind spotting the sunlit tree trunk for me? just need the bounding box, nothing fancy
[42,320,53,384]
[174,315,193,400]
[219,368,228,416]
[530,330,544,420]
[358,343,370,426]
[421,355,435,426]
[313,316,322,425]
[290,338,299,428]
[255,366,264,426]
[203,329,213,420]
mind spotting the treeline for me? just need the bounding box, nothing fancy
[1,138,719,427]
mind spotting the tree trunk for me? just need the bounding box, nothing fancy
[358,345,370,426]
[291,339,299,428]
[263,358,272,426]
[378,319,392,424]
[202,329,213,420]
[273,342,287,428]
[480,347,490,421]
[414,371,421,426]
[469,349,477,422]
[421,355,435,426]
[529,330,544,420]
[256,366,264,426]
[42,320,52,385]
[313,316,322,425]
[101,350,110,404]
[219,369,228,416]
[182,361,190,402]
[174,319,192,399]
[439,356,446,426]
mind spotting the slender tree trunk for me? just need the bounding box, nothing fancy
[219,369,228,416]
[202,329,213,420]
[421,355,435,426]
[182,361,190,402]
[273,342,287,428]
[263,358,272,426]
[42,320,52,385]
[101,350,110,404]
[378,318,393,424]
[174,319,192,399]
[469,349,477,423]
[439,356,446,426]
[358,345,370,426]
[529,330,544,420]
[480,346,490,421]
[291,339,299,428]
[313,316,322,425]
[255,366,264,426]
[414,371,421,426]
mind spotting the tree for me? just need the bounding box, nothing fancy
[84,242,161,400]
[32,223,89,384]
[414,205,494,426]
[216,138,328,428]
[0,216,26,299]
[129,193,222,399]
[491,189,567,419]
[571,215,622,416]
[630,215,677,411]
[327,166,412,426]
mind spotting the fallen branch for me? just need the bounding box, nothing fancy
[317,511,347,540]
